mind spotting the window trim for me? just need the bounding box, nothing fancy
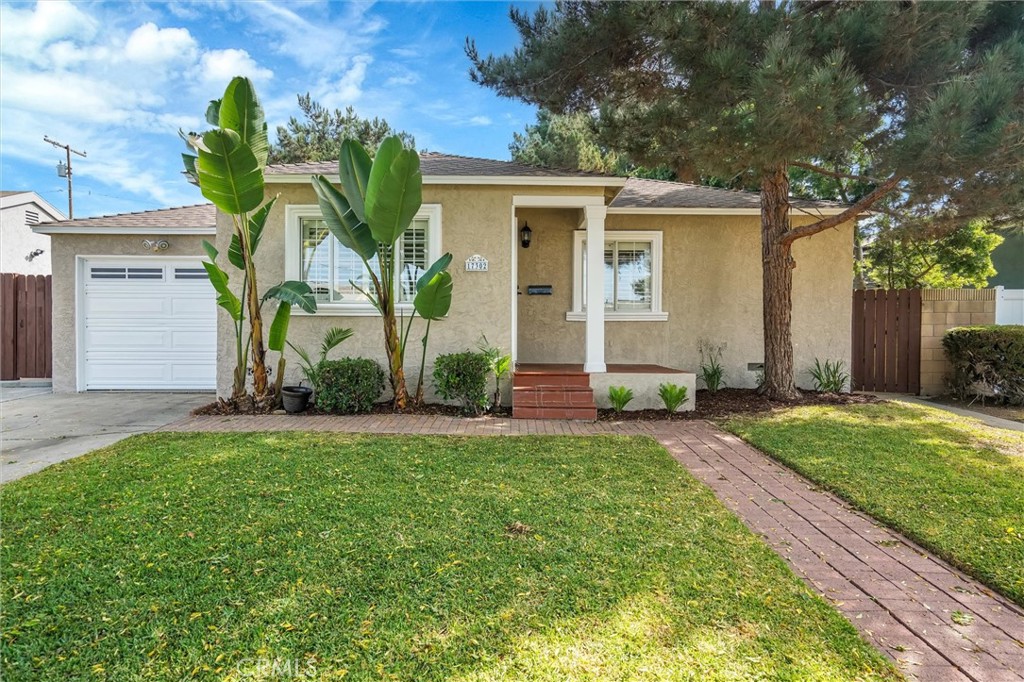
[285,203,442,316]
[567,229,667,322]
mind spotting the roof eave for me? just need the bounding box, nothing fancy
[606,206,852,216]
[32,226,216,235]
[265,173,626,187]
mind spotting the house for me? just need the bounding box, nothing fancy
[1,191,65,275]
[38,155,854,415]
[992,231,1024,325]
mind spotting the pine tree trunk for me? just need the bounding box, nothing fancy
[760,165,800,400]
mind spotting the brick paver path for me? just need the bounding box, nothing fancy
[163,414,1024,681]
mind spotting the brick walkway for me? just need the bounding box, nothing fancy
[163,414,1024,681]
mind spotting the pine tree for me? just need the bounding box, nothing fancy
[268,94,414,165]
[468,1,1024,399]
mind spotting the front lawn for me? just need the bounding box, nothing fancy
[727,403,1024,606]
[2,433,898,680]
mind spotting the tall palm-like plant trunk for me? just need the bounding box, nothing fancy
[760,166,799,400]
[381,291,409,409]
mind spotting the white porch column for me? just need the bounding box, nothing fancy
[584,204,606,373]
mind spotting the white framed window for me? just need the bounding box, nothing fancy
[568,230,667,322]
[285,204,442,315]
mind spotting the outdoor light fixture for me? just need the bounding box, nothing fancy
[25,249,44,262]
[143,239,170,252]
[520,222,533,248]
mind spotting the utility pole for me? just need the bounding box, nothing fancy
[43,135,86,219]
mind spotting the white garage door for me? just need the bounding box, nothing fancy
[81,258,216,390]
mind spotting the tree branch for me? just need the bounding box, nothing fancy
[788,160,882,184]
[780,175,902,247]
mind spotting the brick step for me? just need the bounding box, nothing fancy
[512,405,598,420]
[513,371,590,388]
[512,386,596,407]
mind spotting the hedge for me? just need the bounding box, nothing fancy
[942,325,1024,405]
[314,358,386,414]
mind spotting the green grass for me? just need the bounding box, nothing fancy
[1,433,898,681]
[726,402,1024,607]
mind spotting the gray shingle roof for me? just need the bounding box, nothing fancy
[42,203,215,230]
[266,152,609,178]
[610,177,846,210]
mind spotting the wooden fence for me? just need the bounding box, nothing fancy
[851,289,921,394]
[1,273,52,380]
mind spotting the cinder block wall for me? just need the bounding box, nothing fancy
[919,289,996,395]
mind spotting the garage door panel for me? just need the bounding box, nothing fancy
[82,258,217,390]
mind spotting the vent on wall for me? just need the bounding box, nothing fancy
[25,210,39,225]
[174,267,208,280]
[90,266,164,280]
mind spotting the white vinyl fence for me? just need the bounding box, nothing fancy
[995,286,1024,325]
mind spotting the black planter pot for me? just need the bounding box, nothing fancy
[281,385,313,414]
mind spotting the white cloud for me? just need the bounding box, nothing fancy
[0,0,98,62]
[469,116,492,126]
[314,55,372,108]
[198,49,274,85]
[124,22,197,65]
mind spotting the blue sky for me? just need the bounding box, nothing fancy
[0,1,540,218]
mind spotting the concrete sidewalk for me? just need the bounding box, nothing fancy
[1,391,212,482]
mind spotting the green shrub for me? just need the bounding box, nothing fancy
[809,359,850,393]
[314,358,385,414]
[697,339,727,393]
[658,383,689,413]
[433,351,491,414]
[608,386,634,412]
[942,325,1024,405]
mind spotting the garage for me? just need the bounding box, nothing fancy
[79,257,216,390]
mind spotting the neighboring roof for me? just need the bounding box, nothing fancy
[33,203,215,235]
[608,177,849,214]
[266,152,623,187]
[0,191,66,221]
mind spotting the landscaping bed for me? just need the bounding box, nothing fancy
[597,388,880,421]
[2,433,898,680]
[726,402,1024,607]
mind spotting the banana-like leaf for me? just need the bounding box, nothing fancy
[197,129,264,214]
[320,326,354,359]
[201,260,242,321]
[248,197,276,255]
[268,300,291,352]
[218,77,269,170]
[338,140,371,222]
[202,240,219,262]
[413,270,453,321]
[263,280,317,314]
[228,234,245,270]
[205,99,221,126]
[416,252,453,290]
[312,175,376,261]
[181,152,199,186]
[365,138,422,245]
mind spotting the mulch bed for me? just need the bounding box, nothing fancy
[194,388,878,421]
[596,388,880,422]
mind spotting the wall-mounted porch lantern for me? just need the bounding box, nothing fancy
[520,222,533,249]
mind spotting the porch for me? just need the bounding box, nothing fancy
[512,363,696,420]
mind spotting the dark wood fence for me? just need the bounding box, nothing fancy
[851,289,922,394]
[1,273,52,380]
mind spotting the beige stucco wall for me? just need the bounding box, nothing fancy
[517,212,854,390]
[220,183,605,399]
[49,233,209,392]
[919,289,996,396]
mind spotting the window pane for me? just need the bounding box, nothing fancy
[301,218,331,302]
[397,218,429,303]
[614,241,652,311]
[333,246,374,304]
[604,243,615,310]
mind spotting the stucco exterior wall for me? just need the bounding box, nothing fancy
[2,205,53,275]
[49,233,209,392]
[517,212,855,390]
[221,183,605,399]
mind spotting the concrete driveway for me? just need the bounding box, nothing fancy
[1,390,212,483]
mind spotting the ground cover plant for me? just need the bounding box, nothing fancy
[727,402,1024,606]
[2,433,898,681]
